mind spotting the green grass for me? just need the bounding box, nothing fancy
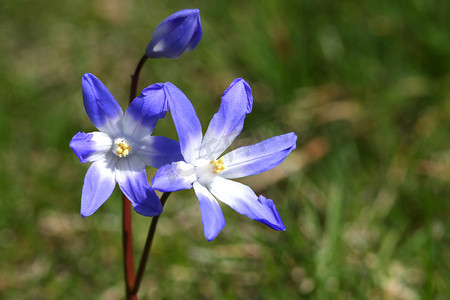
[1,0,449,299]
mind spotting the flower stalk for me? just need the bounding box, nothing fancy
[123,54,148,300]
[123,194,137,300]
[123,55,174,299]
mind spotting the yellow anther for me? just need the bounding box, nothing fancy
[211,157,226,174]
[115,140,131,158]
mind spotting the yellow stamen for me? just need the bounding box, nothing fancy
[115,140,131,158]
[211,157,226,174]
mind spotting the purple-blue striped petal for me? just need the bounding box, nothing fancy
[152,161,196,192]
[70,131,113,163]
[209,177,285,231]
[82,73,123,135]
[164,82,202,163]
[81,158,116,217]
[146,9,202,59]
[136,136,183,168]
[122,83,168,140]
[193,182,225,241]
[200,78,253,160]
[221,132,297,179]
[115,157,162,217]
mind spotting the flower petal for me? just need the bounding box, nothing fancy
[221,132,297,179]
[81,157,116,217]
[152,161,196,192]
[146,9,202,59]
[209,177,285,231]
[115,157,162,217]
[82,73,123,136]
[70,131,113,163]
[122,83,168,140]
[136,136,183,168]
[185,13,202,52]
[193,182,225,241]
[164,82,202,163]
[200,78,253,160]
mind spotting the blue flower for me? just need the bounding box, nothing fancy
[146,9,202,59]
[70,73,182,217]
[152,79,297,241]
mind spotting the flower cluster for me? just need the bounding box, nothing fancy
[71,9,297,240]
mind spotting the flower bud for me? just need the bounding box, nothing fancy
[146,9,202,59]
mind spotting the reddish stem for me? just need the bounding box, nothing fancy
[122,194,137,300]
[123,54,148,300]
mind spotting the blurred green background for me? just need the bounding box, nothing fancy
[1,0,449,299]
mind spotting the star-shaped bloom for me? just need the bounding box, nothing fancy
[152,79,297,240]
[146,9,202,59]
[70,73,182,217]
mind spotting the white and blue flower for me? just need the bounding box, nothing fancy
[70,73,182,217]
[152,79,297,240]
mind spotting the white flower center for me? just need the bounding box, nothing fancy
[194,158,227,186]
[113,138,132,158]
